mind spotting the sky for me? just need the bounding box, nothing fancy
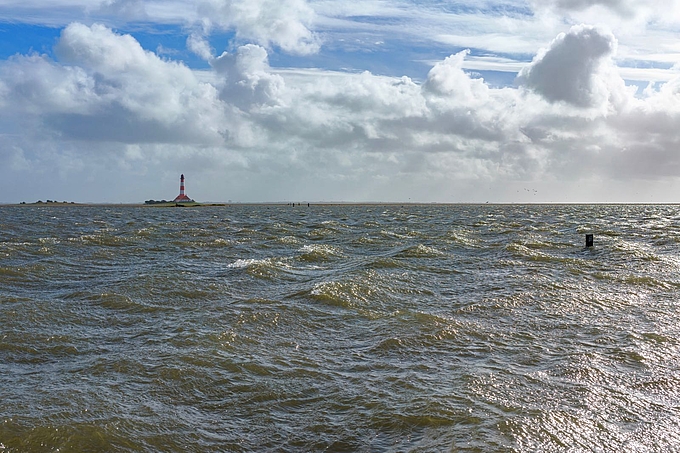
[2,0,680,203]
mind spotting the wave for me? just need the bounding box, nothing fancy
[228,257,294,280]
[309,280,372,309]
[70,233,133,247]
[228,258,270,269]
[394,244,446,258]
[3,204,680,452]
[298,244,344,262]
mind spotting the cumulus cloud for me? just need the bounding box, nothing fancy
[196,0,320,55]
[187,32,214,60]
[4,18,680,203]
[517,24,622,108]
[423,50,489,102]
[0,54,95,115]
[24,23,228,144]
[212,44,287,111]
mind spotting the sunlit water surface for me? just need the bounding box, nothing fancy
[1,204,680,452]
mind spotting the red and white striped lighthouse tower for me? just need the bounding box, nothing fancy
[173,174,192,202]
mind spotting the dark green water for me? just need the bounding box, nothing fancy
[1,204,679,452]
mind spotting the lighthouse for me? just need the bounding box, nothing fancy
[173,174,193,202]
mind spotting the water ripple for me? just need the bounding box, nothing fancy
[1,204,680,451]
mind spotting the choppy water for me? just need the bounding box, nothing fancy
[1,204,680,452]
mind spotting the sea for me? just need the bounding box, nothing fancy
[1,203,679,452]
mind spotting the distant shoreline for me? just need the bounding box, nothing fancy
[4,201,680,207]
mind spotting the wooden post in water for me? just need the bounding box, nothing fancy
[585,234,593,247]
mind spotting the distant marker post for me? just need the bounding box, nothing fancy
[585,234,593,247]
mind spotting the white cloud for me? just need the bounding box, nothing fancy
[517,24,623,109]
[187,32,214,60]
[533,0,680,23]
[536,0,641,18]
[212,44,288,114]
[423,50,488,102]
[50,23,226,142]
[4,12,680,202]
[0,53,95,115]
[0,0,320,56]
[197,0,320,54]
[96,0,148,19]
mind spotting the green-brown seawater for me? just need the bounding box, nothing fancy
[1,204,679,451]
